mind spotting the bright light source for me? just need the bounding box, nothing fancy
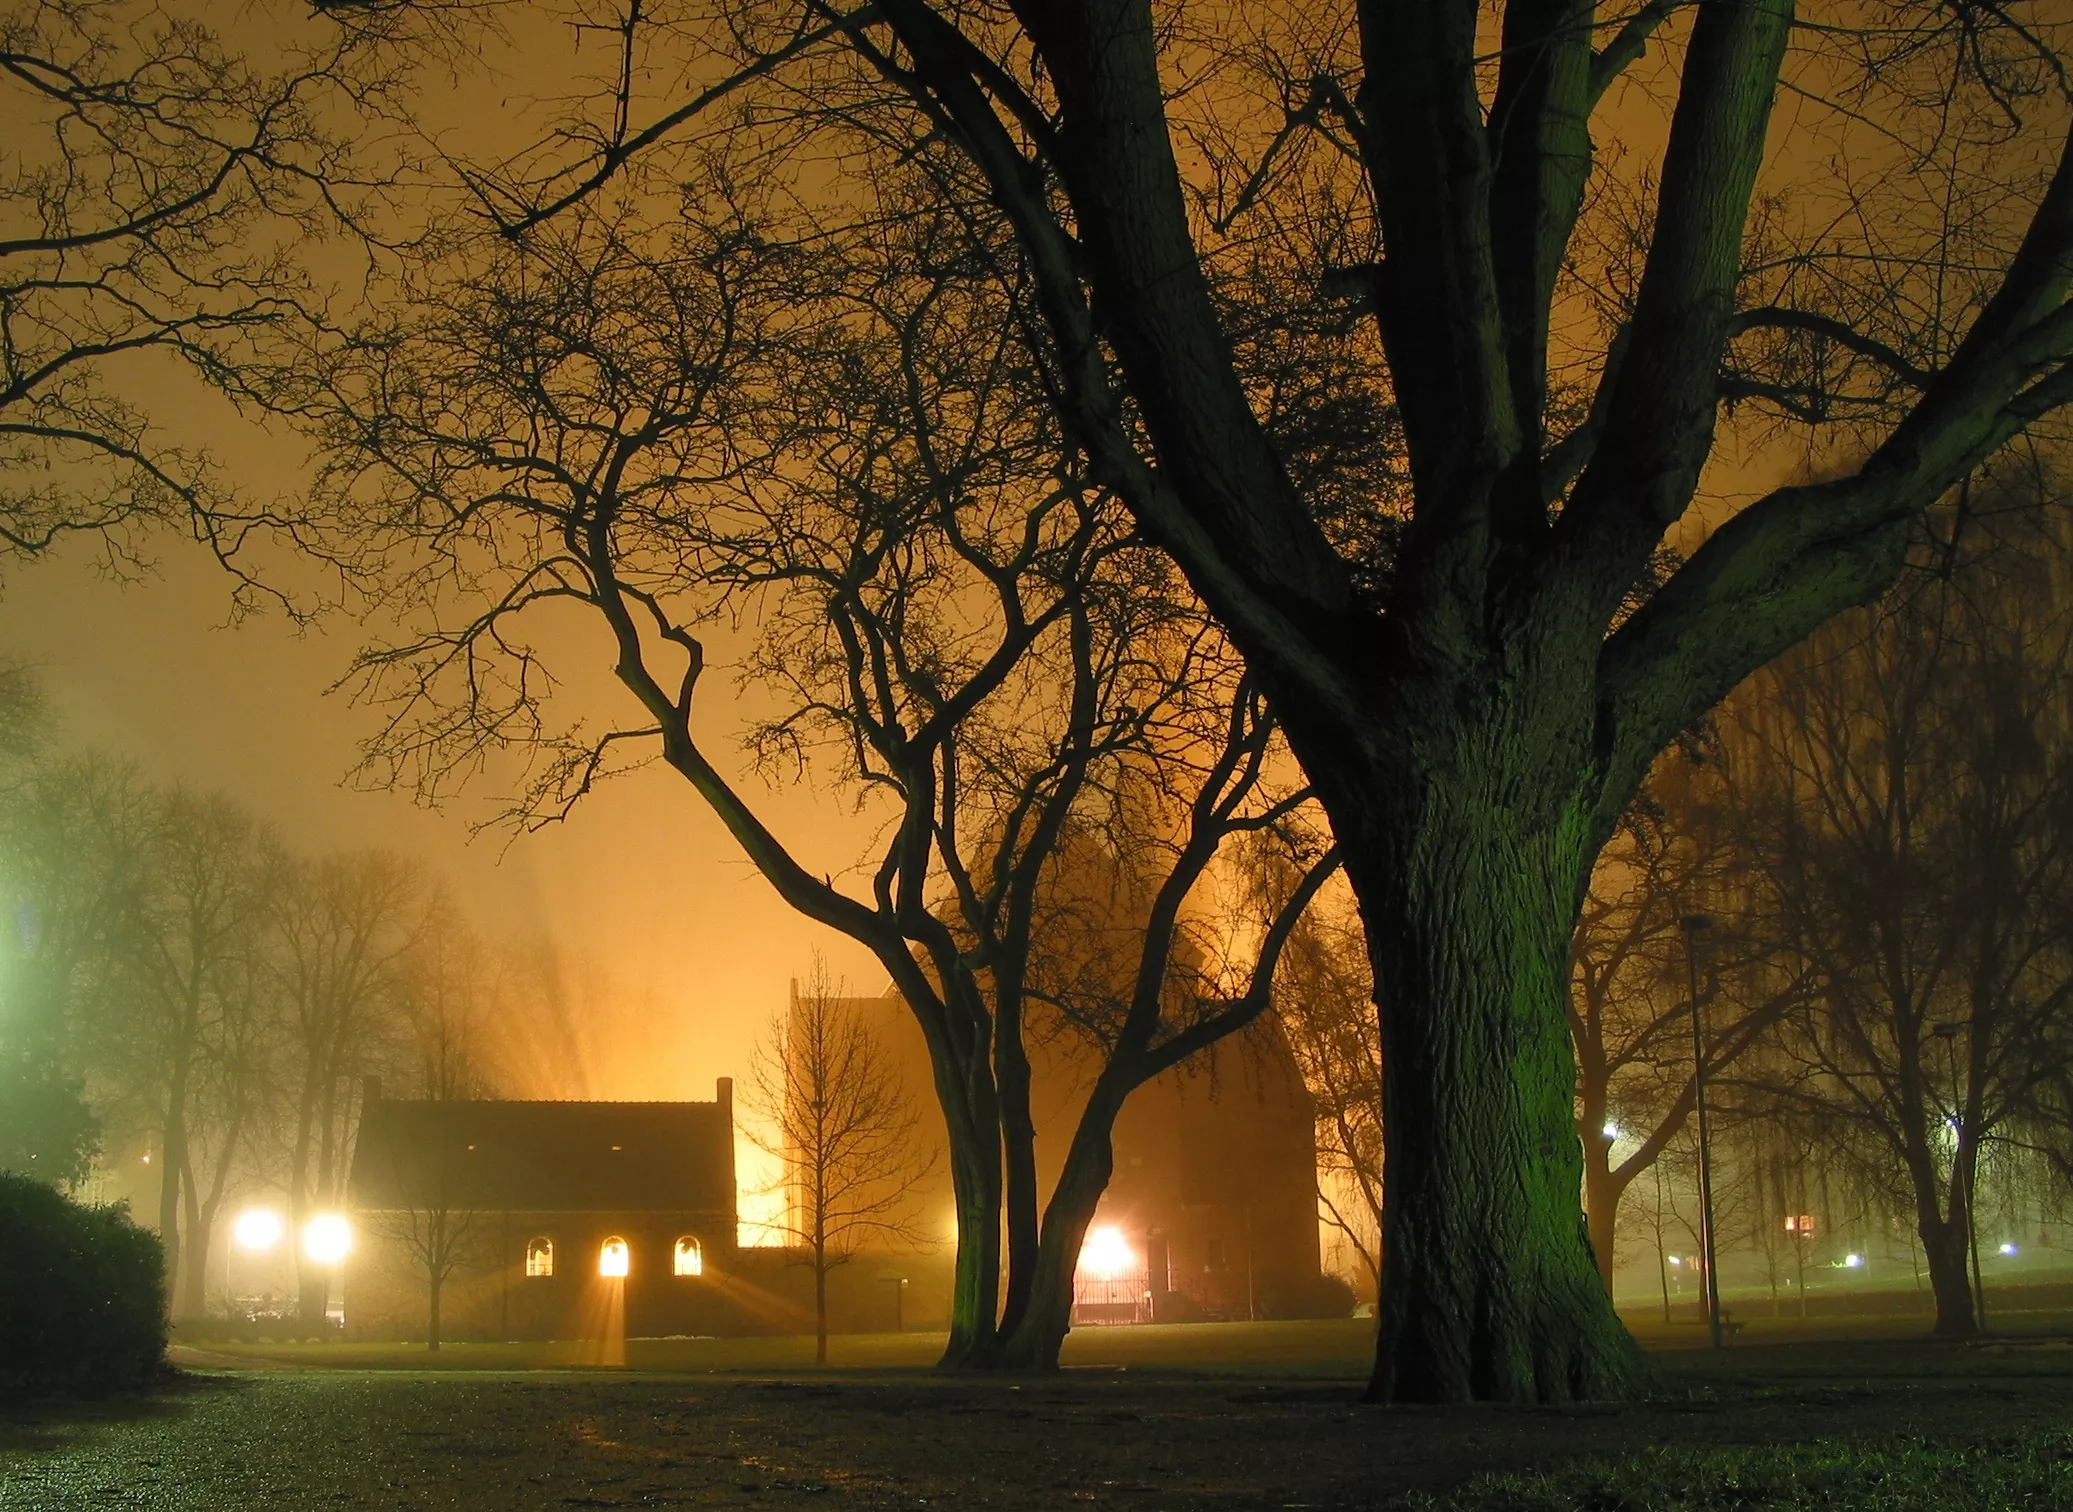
[302,1213,353,1266]
[1667,1255,1682,1266]
[232,1208,283,1252]
[2000,1242,2019,1257]
[599,1236,629,1278]
[1843,1253,1863,1268]
[1602,1122,1621,1141]
[1079,1224,1136,1280]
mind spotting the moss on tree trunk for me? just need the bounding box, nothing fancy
[1334,734,1655,1404]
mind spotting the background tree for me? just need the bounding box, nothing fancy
[0,750,146,1185]
[1720,479,2073,1335]
[352,0,2073,1400]
[269,848,426,1327]
[1570,755,1805,1289]
[749,965,931,1365]
[109,788,271,1318]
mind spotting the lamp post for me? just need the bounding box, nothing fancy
[1930,1022,1986,1330]
[1682,913,1724,1349]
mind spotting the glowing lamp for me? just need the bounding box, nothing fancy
[302,1213,353,1266]
[1079,1224,1135,1281]
[232,1208,284,1252]
[1667,1255,1682,1267]
[1843,1253,1863,1268]
[600,1237,630,1277]
[1602,1123,1620,1141]
[2000,1242,2019,1257]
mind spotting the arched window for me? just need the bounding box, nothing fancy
[599,1236,630,1278]
[524,1236,555,1278]
[673,1236,703,1277]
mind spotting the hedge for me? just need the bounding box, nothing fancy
[0,1172,166,1397]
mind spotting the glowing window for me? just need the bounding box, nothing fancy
[524,1237,554,1278]
[599,1236,630,1278]
[673,1237,704,1277]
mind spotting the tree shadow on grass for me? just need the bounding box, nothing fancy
[0,1367,242,1455]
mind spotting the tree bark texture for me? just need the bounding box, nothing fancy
[1314,713,1653,1403]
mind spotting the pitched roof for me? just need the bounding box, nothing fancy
[349,1091,735,1215]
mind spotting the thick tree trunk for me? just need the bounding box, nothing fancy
[1317,732,1654,1404]
[996,1084,1127,1370]
[1921,1214,1977,1336]
[938,1116,1004,1367]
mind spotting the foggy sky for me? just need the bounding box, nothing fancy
[0,537,889,1105]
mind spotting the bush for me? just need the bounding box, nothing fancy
[1258,1268,1359,1320]
[0,1172,166,1397]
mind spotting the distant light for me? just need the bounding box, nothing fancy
[303,1213,353,1266]
[1843,1253,1863,1268]
[1602,1123,1621,1141]
[2000,1242,2019,1257]
[141,1153,151,1164]
[233,1209,284,1252]
[600,1236,630,1278]
[1667,1255,1682,1267]
[1079,1225,1136,1281]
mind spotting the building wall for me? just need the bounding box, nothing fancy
[344,1208,740,1342]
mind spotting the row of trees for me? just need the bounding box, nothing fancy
[1556,472,2073,1336]
[0,718,508,1327]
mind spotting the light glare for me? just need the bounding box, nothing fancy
[600,1236,630,1277]
[302,1213,353,1266]
[232,1208,283,1252]
[1079,1224,1135,1280]
[2000,1242,2019,1256]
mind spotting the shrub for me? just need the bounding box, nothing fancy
[0,1172,166,1397]
[1258,1268,1359,1320]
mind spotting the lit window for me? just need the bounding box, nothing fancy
[599,1236,630,1278]
[525,1237,555,1278]
[673,1237,703,1277]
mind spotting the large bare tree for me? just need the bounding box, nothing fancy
[411,0,2073,1399]
[277,177,1332,1368]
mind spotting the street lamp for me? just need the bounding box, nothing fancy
[1682,912,1724,1349]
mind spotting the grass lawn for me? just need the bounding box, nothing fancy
[171,1316,1379,1376]
[9,1317,2072,1510]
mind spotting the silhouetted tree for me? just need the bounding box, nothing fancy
[277,183,1332,1369]
[0,0,386,576]
[1722,480,2073,1336]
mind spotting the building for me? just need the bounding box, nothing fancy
[343,1078,741,1342]
[786,985,1331,1329]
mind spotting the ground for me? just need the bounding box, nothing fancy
[5,1319,2073,1510]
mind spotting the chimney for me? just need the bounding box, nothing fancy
[362,1075,382,1107]
[717,1076,737,1233]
